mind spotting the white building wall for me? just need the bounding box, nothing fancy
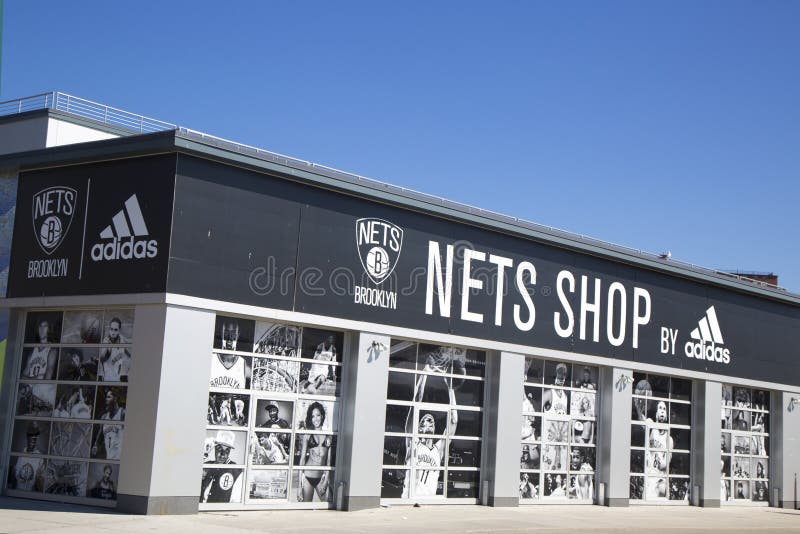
[45,117,119,147]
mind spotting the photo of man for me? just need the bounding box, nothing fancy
[300,331,339,395]
[91,423,123,460]
[98,317,132,382]
[53,385,94,420]
[519,472,538,499]
[87,463,117,500]
[520,444,540,470]
[250,432,289,465]
[200,431,245,503]
[24,311,62,344]
[11,420,50,455]
[57,348,98,381]
[96,386,126,421]
[542,363,570,415]
[20,345,58,381]
[213,316,254,353]
[575,366,596,390]
[207,393,249,427]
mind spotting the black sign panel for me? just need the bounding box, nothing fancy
[170,155,800,386]
[7,155,176,296]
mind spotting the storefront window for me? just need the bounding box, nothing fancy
[721,385,769,503]
[8,309,133,505]
[201,316,343,509]
[629,373,692,502]
[381,340,486,501]
[519,358,598,502]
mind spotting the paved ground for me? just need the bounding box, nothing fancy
[0,498,798,533]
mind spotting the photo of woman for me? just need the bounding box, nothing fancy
[296,401,333,502]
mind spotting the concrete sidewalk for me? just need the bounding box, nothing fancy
[0,498,798,533]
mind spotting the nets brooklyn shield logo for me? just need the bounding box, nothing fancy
[32,186,77,255]
[355,217,403,285]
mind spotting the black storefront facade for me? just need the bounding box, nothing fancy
[0,129,798,514]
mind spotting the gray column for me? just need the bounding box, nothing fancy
[597,367,632,506]
[692,380,721,507]
[771,391,800,509]
[482,351,523,507]
[117,304,215,514]
[336,331,390,511]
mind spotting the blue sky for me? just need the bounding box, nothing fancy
[3,1,799,291]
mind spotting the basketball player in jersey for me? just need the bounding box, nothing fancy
[92,424,122,460]
[218,399,232,425]
[22,320,57,380]
[209,353,249,389]
[542,363,569,415]
[98,318,131,382]
[302,335,337,394]
[647,401,672,474]
[401,374,458,498]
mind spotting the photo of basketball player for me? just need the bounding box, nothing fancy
[542,363,570,415]
[53,385,95,419]
[299,330,340,395]
[207,393,249,427]
[49,422,92,458]
[253,322,299,356]
[19,346,58,380]
[87,463,118,500]
[57,348,98,381]
[523,386,541,413]
[300,360,339,396]
[247,470,288,501]
[574,366,597,390]
[11,420,50,455]
[102,309,134,342]
[60,310,103,344]
[24,311,62,344]
[209,353,251,390]
[203,430,247,465]
[44,460,88,497]
[251,357,298,393]
[250,432,289,465]
[213,315,255,353]
[91,423,123,460]
[98,317,132,382]
[96,386,126,421]
[401,353,460,498]
[16,383,55,417]
[568,447,594,500]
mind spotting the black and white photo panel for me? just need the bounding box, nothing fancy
[247,469,289,501]
[415,409,449,437]
[11,420,51,455]
[454,410,482,438]
[381,468,408,498]
[542,388,570,415]
[200,466,244,504]
[630,476,644,499]
[61,310,104,344]
[91,424,123,461]
[16,383,55,417]
[387,371,415,401]
[448,439,481,468]
[294,433,337,468]
[454,377,483,407]
[447,470,479,498]
[49,422,92,458]
[388,340,417,370]
[417,344,455,374]
[299,361,340,397]
[251,357,298,393]
[385,404,412,434]
[20,346,58,380]
[542,472,568,497]
[253,399,294,429]
[253,322,299,356]
[95,386,127,421]
[44,459,88,497]
[524,357,544,383]
[573,365,598,390]
[519,472,539,499]
[572,419,595,444]
[454,350,486,378]
[646,476,668,499]
[383,435,407,466]
[521,415,541,442]
[87,462,118,500]
[7,455,46,492]
[207,393,249,427]
[570,391,596,417]
[203,429,248,465]
[250,432,291,466]
[541,445,568,471]
[102,309,135,344]
[24,311,63,344]
[53,384,95,420]
[291,469,334,503]
[295,399,337,432]
[209,353,251,390]
[57,348,99,381]
[97,344,132,383]
[213,315,255,353]
[520,443,540,470]
[300,328,342,363]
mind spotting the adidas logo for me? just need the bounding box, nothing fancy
[90,194,158,261]
[684,305,731,364]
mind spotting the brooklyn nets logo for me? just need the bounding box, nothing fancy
[32,186,77,255]
[355,217,403,285]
